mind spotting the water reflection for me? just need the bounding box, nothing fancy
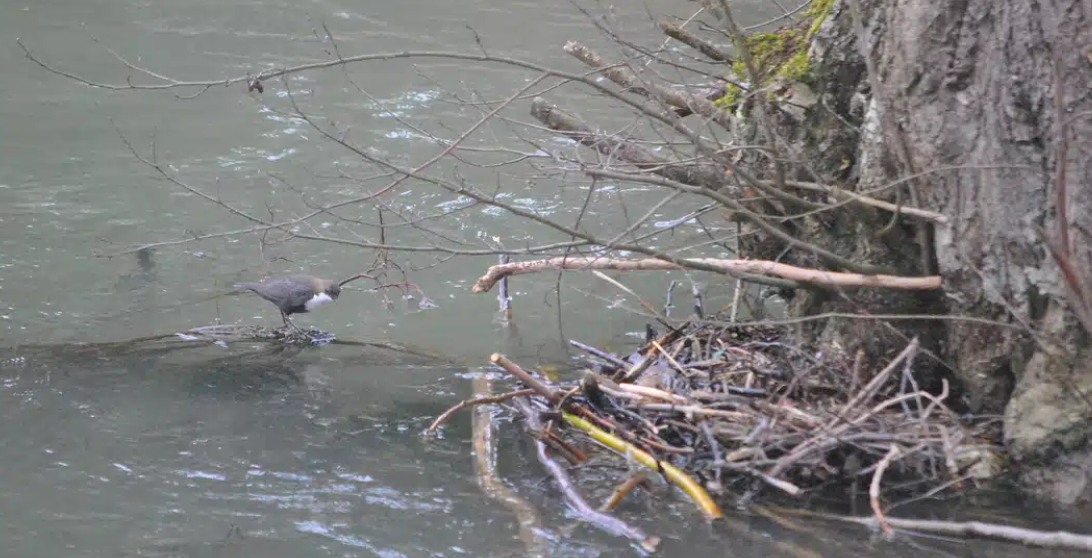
[2,341,1091,557]
[0,343,504,557]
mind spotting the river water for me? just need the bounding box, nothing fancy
[0,0,1088,556]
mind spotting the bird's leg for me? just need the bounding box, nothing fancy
[281,311,305,335]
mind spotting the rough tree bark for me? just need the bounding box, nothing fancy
[789,0,1092,503]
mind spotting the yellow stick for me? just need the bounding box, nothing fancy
[561,411,724,519]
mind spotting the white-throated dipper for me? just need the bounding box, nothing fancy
[234,275,341,333]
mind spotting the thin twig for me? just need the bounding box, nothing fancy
[426,389,536,435]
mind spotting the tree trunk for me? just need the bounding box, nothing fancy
[785,0,1092,504]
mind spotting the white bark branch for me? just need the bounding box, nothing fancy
[472,257,943,293]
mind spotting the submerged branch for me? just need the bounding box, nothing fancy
[514,398,661,552]
[472,379,550,557]
[426,389,536,435]
[488,352,723,519]
[560,411,725,520]
[779,507,1092,552]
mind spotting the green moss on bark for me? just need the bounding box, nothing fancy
[715,0,836,110]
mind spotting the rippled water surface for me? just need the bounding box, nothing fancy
[2,0,1090,556]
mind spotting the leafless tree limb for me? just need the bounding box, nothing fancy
[472,257,941,294]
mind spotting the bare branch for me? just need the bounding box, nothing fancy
[530,97,731,191]
[659,22,732,62]
[563,40,735,131]
[585,168,897,275]
[472,257,942,294]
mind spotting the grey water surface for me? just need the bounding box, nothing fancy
[1,0,1088,556]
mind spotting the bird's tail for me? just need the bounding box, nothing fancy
[234,283,259,291]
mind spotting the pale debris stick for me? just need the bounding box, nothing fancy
[512,397,661,553]
[472,257,943,294]
[870,443,903,536]
[497,254,513,323]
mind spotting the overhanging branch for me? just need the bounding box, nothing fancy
[472,257,942,293]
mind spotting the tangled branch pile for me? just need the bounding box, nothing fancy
[568,326,1004,502]
[431,321,1003,542]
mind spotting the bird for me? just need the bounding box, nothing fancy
[234,274,341,333]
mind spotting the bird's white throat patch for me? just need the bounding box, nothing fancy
[305,292,334,311]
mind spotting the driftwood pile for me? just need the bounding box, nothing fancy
[587,326,1000,494]
[428,321,1004,551]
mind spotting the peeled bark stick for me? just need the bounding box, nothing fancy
[659,22,733,62]
[473,256,943,293]
[568,340,628,368]
[497,254,513,322]
[614,383,688,404]
[530,97,731,192]
[564,41,735,131]
[583,372,687,404]
[870,444,901,536]
[561,411,724,519]
[556,471,653,541]
[633,403,750,420]
[599,472,651,512]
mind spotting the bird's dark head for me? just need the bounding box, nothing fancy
[324,281,342,300]
[307,276,341,299]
